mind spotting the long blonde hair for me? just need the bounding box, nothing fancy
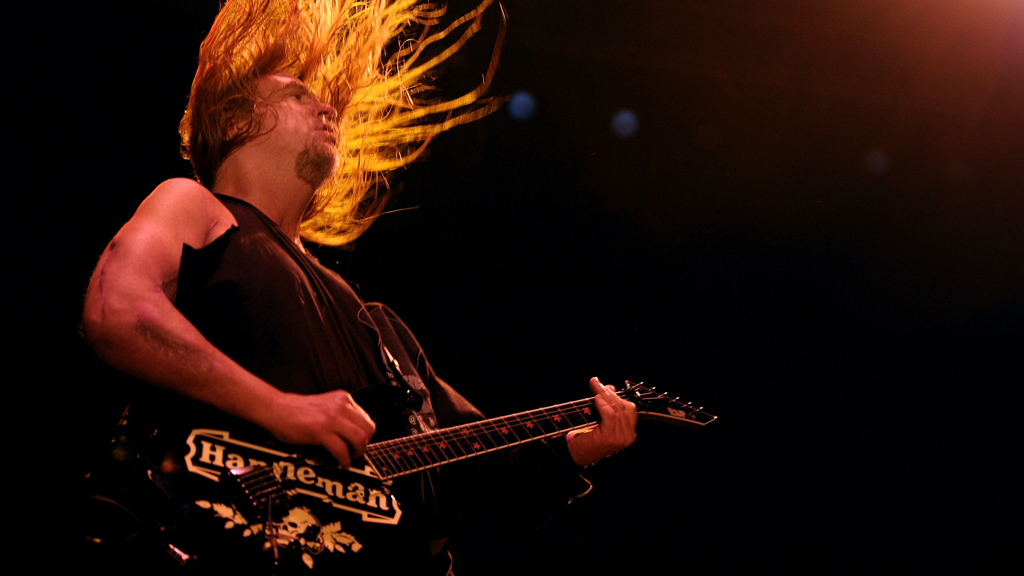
[179,0,504,245]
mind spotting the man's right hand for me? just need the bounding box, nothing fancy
[264,390,377,468]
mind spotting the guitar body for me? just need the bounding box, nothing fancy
[86,401,444,573]
[175,429,403,571]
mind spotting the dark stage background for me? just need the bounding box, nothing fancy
[16,1,1023,573]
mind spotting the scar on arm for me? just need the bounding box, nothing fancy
[135,318,214,378]
[88,244,116,298]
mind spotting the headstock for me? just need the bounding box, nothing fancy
[620,381,717,429]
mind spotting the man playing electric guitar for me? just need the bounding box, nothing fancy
[82,1,637,573]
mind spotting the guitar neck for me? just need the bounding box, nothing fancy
[366,398,598,480]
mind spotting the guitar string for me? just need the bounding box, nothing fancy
[369,417,583,474]
[370,385,701,456]
[367,399,603,476]
[368,390,706,461]
[371,398,596,455]
[363,388,714,477]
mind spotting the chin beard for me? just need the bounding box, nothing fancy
[296,143,338,188]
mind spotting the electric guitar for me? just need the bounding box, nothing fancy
[95,382,715,571]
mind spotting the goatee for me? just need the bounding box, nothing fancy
[296,144,338,188]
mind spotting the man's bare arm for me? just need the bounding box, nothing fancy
[82,179,375,466]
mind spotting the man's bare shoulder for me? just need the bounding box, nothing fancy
[132,178,237,249]
[139,178,219,215]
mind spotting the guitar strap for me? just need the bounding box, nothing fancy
[363,303,458,546]
[365,302,440,437]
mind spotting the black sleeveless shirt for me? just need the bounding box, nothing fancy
[175,195,387,397]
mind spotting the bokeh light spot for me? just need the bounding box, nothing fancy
[610,109,640,138]
[507,90,537,121]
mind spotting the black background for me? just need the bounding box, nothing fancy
[15,1,1023,572]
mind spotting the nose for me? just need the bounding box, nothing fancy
[318,102,337,123]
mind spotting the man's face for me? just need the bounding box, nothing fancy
[253,71,339,188]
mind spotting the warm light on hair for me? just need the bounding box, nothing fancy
[179,0,504,245]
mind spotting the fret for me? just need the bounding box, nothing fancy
[493,415,525,444]
[424,430,460,462]
[535,403,588,432]
[371,445,401,476]
[430,428,463,461]
[447,425,478,456]
[385,441,424,474]
[564,401,595,428]
[392,436,433,470]
[366,448,399,477]
[507,413,540,441]
[521,410,556,437]
[411,434,443,466]
[469,420,505,452]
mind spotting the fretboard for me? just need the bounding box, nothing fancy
[365,398,599,479]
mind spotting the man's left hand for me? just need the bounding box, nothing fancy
[566,377,638,467]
